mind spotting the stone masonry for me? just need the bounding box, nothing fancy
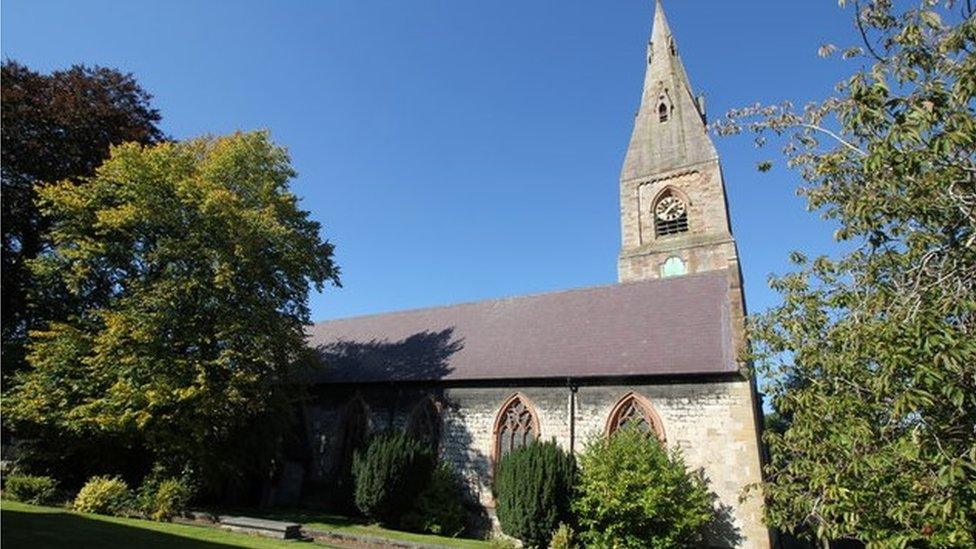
[303,379,769,547]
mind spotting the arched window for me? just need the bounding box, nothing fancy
[605,392,664,441]
[407,397,442,449]
[339,397,369,463]
[334,396,370,497]
[493,393,540,461]
[658,102,670,123]
[654,190,688,237]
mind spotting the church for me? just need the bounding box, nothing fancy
[300,3,769,547]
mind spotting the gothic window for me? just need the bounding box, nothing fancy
[340,397,369,461]
[606,392,664,440]
[407,397,442,449]
[657,89,673,123]
[493,394,539,461]
[335,396,370,494]
[658,102,669,122]
[654,190,688,237]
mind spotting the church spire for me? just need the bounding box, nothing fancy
[617,1,737,283]
[620,0,717,182]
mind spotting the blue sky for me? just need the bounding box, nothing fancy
[3,1,861,322]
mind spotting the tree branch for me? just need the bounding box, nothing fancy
[854,0,887,62]
[799,124,868,157]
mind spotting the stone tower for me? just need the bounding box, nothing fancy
[618,0,739,283]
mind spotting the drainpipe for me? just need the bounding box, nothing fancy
[567,378,578,454]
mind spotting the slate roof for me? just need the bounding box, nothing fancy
[304,269,737,383]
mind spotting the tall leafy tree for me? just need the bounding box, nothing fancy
[4,132,340,496]
[1,61,163,378]
[716,1,975,546]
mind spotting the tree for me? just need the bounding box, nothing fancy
[1,61,163,379]
[3,131,340,497]
[715,1,975,546]
[399,463,467,537]
[352,431,435,525]
[573,427,713,549]
[493,440,576,549]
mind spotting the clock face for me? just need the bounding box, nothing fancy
[655,196,686,222]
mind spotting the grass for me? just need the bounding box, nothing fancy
[245,508,492,549]
[0,500,339,549]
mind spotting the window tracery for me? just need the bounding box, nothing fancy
[407,397,442,449]
[494,394,539,460]
[606,392,664,440]
[336,396,370,485]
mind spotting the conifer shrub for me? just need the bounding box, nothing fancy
[3,475,59,505]
[574,427,713,548]
[492,440,576,548]
[352,431,434,524]
[400,462,466,536]
[74,476,132,516]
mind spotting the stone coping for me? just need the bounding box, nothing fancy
[182,511,463,548]
[304,527,458,549]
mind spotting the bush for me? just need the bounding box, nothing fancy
[574,427,713,548]
[149,479,194,521]
[549,523,577,549]
[488,538,520,549]
[3,475,59,505]
[400,463,465,536]
[73,476,131,516]
[352,431,434,524]
[492,440,576,548]
[136,469,195,522]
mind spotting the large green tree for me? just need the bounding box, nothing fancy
[4,132,340,496]
[716,1,975,546]
[1,61,163,379]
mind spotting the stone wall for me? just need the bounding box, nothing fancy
[303,377,769,548]
[618,160,739,282]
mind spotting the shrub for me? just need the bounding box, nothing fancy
[352,431,434,524]
[574,427,713,548]
[488,538,520,549]
[149,479,194,521]
[3,475,59,505]
[74,476,132,516]
[549,523,577,549]
[136,470,195,522]
[400,463,465,536]
[492,440,576,548]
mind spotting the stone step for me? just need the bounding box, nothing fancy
[217,515,302,540]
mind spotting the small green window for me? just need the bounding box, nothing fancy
[660,256,686,278]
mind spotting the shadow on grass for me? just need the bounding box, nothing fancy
[2,507,237,549]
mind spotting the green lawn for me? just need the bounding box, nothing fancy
[245,508,492,549]
[0,500,337,549]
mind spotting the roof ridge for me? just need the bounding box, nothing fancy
[310,269,728,326]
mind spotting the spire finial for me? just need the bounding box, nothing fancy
[620,1,718,181]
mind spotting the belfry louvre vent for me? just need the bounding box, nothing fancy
[656,214,688,236]
[654,193,689,237]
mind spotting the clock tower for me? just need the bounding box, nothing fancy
[617,0,740,284]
